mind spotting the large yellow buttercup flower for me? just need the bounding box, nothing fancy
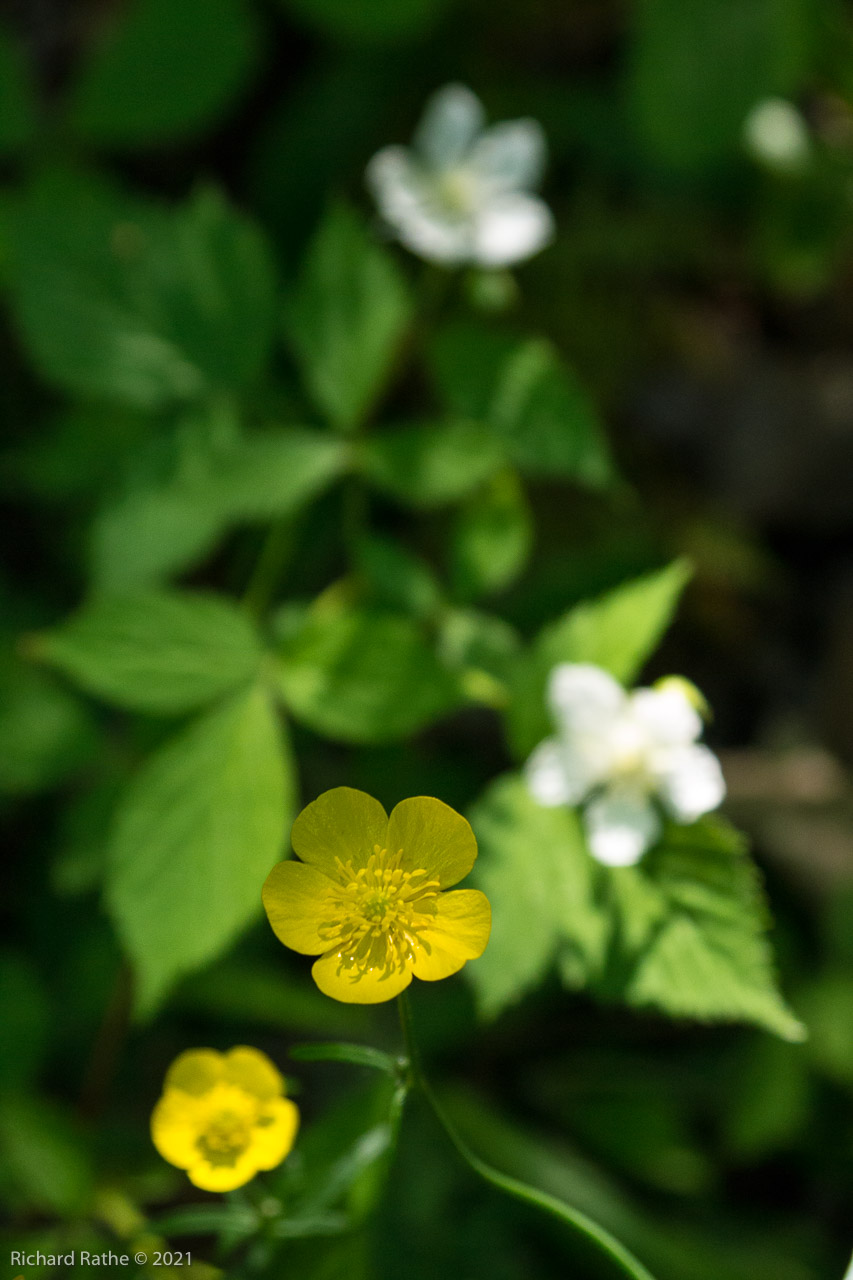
[151,1047,299,1191]
[262,788,491,1003]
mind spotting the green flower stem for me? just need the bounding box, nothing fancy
[396,991,657,1280]
[242,516,295,620]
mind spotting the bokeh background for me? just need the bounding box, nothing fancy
[3,0,853,1277]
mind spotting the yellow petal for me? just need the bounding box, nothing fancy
[292,787,388,876]
[311,950,412,1004]
[224,1047,284,1101]
[252,1097,300,1170]
[163,1048,224,1097]
[262,861,339,955]
[150,1091,204,1169]
[386,797,478,887]
[187,1151,259,1192]
[410,889,492,982]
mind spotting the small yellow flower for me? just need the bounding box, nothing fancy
[262,787,491,1004]
[151,1047,299,1192]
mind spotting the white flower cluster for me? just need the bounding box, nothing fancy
[366,83,554,268]
[526,664,726,867]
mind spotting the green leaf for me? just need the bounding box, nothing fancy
[206,428,349,523]
[36,590,263,715]
[611,818,805,1041]
[429,321,518,418]
[285,204,413,431]
[468,774,609,1019]
[490,340,615,488]
[68,0,260,147]
[290,1042,401,1073]
[0,23,36,151]
[3,173,276,408]
[151,1205,259,1237]
[0,1095,94,1216]
[274,1075,405,1226]
[106,685,292,1015]
[355,535,442,618]
[91,421,347,589]
[629,0,814,171]
[506,560,692,758]
[451,470,533,600]
[0,657,97,794]
[438,609,522,684]
[280,0,451,45]
[276,606,459,743]
[362,420,506,508]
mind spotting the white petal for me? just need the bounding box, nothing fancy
[743,98,810,172]
[658,745,726,822]
[414,84,485,169]
[366,148,472,264]
[468,119,547,193]
[526,738,573,806]
[547,664,625,733]
[395,208,473,264]
[630,686,702,747]
[526,737,600,807]
[584,789,661,867]
[366,147,427,223]
[472,193,554,267]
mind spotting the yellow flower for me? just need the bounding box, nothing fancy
[150,1047,299,1192]
[262,787,491,1004]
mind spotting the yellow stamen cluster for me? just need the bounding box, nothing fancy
[320,846,440,981]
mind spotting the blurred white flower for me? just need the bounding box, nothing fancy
[743,98,810,173]
[526,664,726,867]
[366,83,554,268]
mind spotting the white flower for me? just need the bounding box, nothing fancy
[525,664,726,867]
[743,98,810,173]
[366,83,554,268]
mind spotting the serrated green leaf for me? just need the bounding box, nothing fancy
[490,339,615,488]
[285,204,412,431]
[3,174,276,408]
[276,607,459,743]
[506,560,692,759]
[451,470,533,600]
[91,423,347,589]
[68,0,260,146]
[0,23,36,151]
[612,818,805,1041]
[106,685,292,1015]
[362,420,505,508]
[37,590,263,715]
[468,774,609,1019]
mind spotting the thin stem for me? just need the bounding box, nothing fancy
[242,518,294,620]
[396,992,656,1280]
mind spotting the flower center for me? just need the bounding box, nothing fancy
[319,847,441,982]
[196,1110,251,1166]
[436,167,478,215]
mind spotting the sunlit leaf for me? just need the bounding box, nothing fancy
[36,590,264,715]
[107,685,292,1015]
